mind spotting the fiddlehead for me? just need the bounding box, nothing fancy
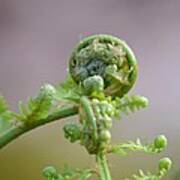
[69,34,138,97]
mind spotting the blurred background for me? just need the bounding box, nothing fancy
[0,0,180,179]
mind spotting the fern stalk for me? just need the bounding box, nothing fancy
[96,153,111,180]
[81,96,112,180]
[0,105,78,149]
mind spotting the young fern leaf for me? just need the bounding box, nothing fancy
[109,135,167,156]
[15,84,56,123]
[0,95,14,120]
[127,157,172,180]
[91,95,148,123]
[0,95,14,133]
[78,169,93,180]
[61,166,93,180]
[55,75,83,102]
[43,166,63,180]
[130,169,159,180]
[114,95,149,118]
[43,165,93,180]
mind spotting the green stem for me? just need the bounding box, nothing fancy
[0,105,78,149]
[80,96,111,180]
[80,96,98,140]
[96,153,111,180]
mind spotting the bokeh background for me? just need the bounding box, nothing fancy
[0,0,180,179]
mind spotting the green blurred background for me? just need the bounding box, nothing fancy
[0,0,180,179]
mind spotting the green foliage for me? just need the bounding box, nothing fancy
[127,157,172,180]
[15,84,56,123]
[83,75,104,95]
[0,95,14,133]
[91,95,148,123]
[0,95,14,121]
[158,157,172,172]
[43,166,93,180]
[55,75,83,102]
[129,169,159,180]
[105,64,131,86]
[154,135,167,150]
[63,123,81,143]
[43,166,63,180]
[114,95,149,117]
[109,135,167,156]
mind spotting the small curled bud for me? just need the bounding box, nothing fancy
[154,135,167,149]
[69,34,137,97]
[40,84,56,97]
[99,130,111,142]
[43,166,57,178]
[103,115,113,129]
[63,123,81,143]
[83,75,104,94]
[105,104,115,117]
[139,96,149,107]
[159,157,172,171]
